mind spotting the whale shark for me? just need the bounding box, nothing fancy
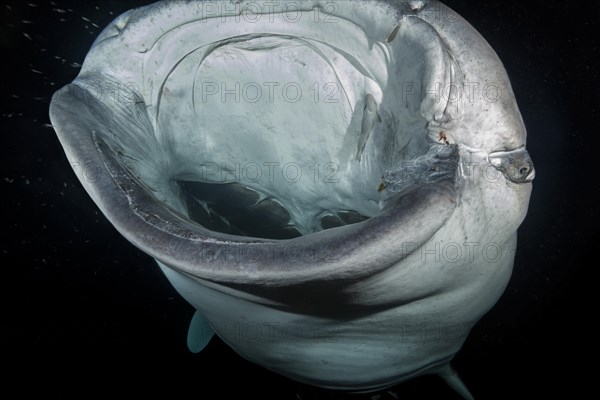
[49,1,534,398]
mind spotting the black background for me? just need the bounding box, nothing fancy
[1,1,597,398]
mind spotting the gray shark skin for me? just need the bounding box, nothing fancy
[49,1,533,398]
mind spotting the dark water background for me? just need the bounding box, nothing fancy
[1,0,597,398]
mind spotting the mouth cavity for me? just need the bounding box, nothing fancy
[82,3,469,241]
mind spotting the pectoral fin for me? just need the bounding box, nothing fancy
[438,364,475,400]
[187,310,215,353]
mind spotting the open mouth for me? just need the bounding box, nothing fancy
[69,2,467,241]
